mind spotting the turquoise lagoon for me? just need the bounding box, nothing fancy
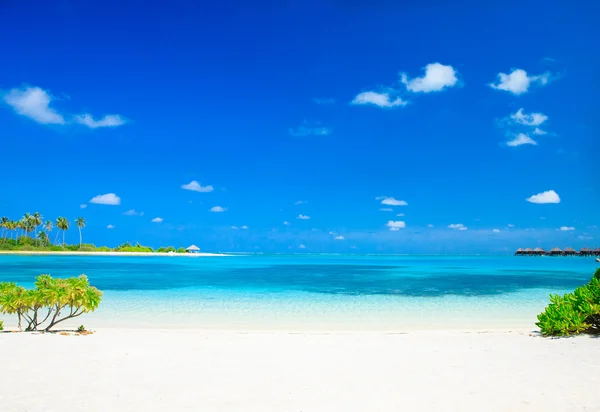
[0,254,596,331]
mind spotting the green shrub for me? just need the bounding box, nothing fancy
[0,275,102,332]
[156,246,176,253]
[537,268,600,336]
[0,320,3,331]
[77,325,86,332]
[176,247,186,254]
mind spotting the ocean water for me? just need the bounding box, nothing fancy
[0,254,597,331]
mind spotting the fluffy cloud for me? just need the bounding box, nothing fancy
[386,221,406,231]
[334,235,345,240]
[448,223,467,231]
[506,133,537,147]
[2,86,65,124]
[379,208,393,212]
[210,206,227,212]
[313,97,335,105]
[396,213,405,217]
[299,244,307,249]
[492,229,501,233]
[489,69,551,95]
[151,217,163,223]
[289,124,332,137]
[533,127,547,135]
[106,224,115,229]
[526,190,561,204]
[123,209,143,216]
[90,193,121,205]
[377,196,408,206]
[297,214,311,220]
[510,109,548,127]
[80,204,87,209]
[283,221,290,225]
[295,200,307,205]
[351,91,407,108]
[2,86,127,128]
[181,181,214,192]
[74,114,126,128]
[400,63,458,93]
[241,225,249,230]
[558,226,575,231]
[427,224,434,228]
[231,226,239,230]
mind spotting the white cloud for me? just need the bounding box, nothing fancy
[283,221,290,225]
[3,86,65,124]
[489,69,551,95]
[507,224,515,228]
[379,208,393,212]
[334,235,345,240]
[299,244,307,249]
[427,224,434,228]
[151,217,163,223]
[377,196,408,206]
[510,109,548,126]
[558,226,575,231]
[351,91,407,108]
[400,63,458,93]
[289,124,332,137]
[210,206,227,212]
[386,221,406,231]
[396,213,405,217]
[297,214,311,220]
[231,226,239,230]
[533,127,547,135]
[313,97,335,105]
[74,114,126,128]
[448,223,467,231]
[328,231,336,235]
[90,193,121,205]
[506,133,537,147]
[241,225,249,230]
[123,209,143,216]
[106,224,115,229]
[526,190,560,204]
[181,181,214,192]
[295,200,307,205]
[80,204,87,209]
[492,229,501,233]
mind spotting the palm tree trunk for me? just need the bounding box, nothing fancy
[62,230,65,246]
[79,227,82,248]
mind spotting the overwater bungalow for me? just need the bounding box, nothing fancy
[523,248,534,255]
[185,245,201,254]
[593,248,600,256]
[549,247,563,256]
[564,247,577,256]
[533,247,546,256]
[580,247,592,257]
[515,248,525,256]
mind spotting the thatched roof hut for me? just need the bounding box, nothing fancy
[593,248,600,256]
[549,247,563,256]
[524,248,533,255]
[580,247,592,256]
[563,247,577,255]
[533,247,545,255]
[515,248,525,255]
[185,245,201,253]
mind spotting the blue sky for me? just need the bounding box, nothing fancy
[0,0,598,253]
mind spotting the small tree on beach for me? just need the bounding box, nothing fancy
[55,217,70,246]
[0,275,102,332]
[76,217,86,248]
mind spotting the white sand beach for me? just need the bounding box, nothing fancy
[1,329,599,412]
[0,251,228,257]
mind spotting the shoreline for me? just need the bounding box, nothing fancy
[0,250,229,257]
[1,328,598,411]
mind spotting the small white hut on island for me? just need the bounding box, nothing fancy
[185,245,201,254]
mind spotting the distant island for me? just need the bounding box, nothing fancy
[0,213,212,255]
[515,247,600,256]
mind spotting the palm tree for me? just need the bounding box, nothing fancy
[0,216,8,241]
[76,217,86,248]
[37,231,49,247]
[44,220,53,244]
[7,220,17,241]
[32,212,43,244]
[55,217,70,246]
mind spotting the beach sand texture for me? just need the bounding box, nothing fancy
[1,329,599,412]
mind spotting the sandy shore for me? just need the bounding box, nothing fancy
[0,251,228,257]
[1,329,599,411]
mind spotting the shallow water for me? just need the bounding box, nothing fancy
[0,254,596,330]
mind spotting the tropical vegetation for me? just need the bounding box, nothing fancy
[537,268,600,336]
[0,212,189,253]
[0,274,102,332]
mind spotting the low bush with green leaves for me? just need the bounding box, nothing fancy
[536,268,600,336]
[0,320,3,331]
[0,275,102,332]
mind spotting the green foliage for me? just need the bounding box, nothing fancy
[0,274,102,332]
[156,246,176,253]
[77,324,86,332]
[176,247,186,254]
[0,320,3,331]
[537,269,600,336]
